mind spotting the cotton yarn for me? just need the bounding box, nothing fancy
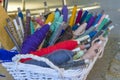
[20,40,78,62]
[61,5,68,22]
[0,49,18,62]
[80,10,88,24]
[75,9,83,24]
[21,23,51,54]
[25,49,74,67]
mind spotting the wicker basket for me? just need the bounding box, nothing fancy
[1,38,108,80]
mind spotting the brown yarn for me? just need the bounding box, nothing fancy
[56,26,73,43]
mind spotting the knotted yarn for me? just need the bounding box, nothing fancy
[21,23,51,54]
[0,49,18,62]
[21,40,78,62]
[25,49,74,67]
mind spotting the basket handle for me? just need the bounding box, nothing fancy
[12,54,64,78]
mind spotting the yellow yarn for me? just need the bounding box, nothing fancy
[69,5,77,27]
[45,12,55,24]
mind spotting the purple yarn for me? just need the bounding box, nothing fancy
[21,24,50,54]
[62,5,68,22]
[24,14,31,39]
[75,9,83,24]
[86,16,95,30]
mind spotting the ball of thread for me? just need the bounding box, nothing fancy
[20,40,78,62]
[21,24,50,54]
[25,49,74,67]
[0,49,18,62]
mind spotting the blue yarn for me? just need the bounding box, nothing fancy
[18,12,23,20]
[80,10,88,24]
[72,24,79,31]
[0,49,18,62]
[89,30,97,38]
[93,13,102,26]
[25,49,74,67]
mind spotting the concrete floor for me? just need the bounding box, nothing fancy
[1,0,120,80]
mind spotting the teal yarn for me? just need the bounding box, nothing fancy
[72,24,79,31]
[48,15,63,46]
[30,21,35,34]
[50,11,60,32]
[84,13,93,23]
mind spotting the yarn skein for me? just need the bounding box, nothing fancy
[45,12,55,24]
[50,11,60,32]
[69,5,77,27]
[21,23,51,54]
[86,16,95,30]
[25,49,74,67]
[24,10,31,39]
[62,5,68,22]
[0,49,18,62]
[80,10,88,24]
[48,22,65,46]
[48,15,63,46]
[75,9,83,24]
[34,17,45,27]
[21,40,78,62]
[73,23,87,38]
[30,21,35,34]
[84,13,93,23]
[56,26,73,42]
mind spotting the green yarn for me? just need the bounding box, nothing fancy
[73,50,84,60]
[30,21,35,34]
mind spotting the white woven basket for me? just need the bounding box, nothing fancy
[2,38,108,80]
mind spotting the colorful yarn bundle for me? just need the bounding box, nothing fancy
[2,4,114,70]
[21,23,51,54]
[20,40,78,62]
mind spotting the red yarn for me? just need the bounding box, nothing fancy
[20,40,78,62]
